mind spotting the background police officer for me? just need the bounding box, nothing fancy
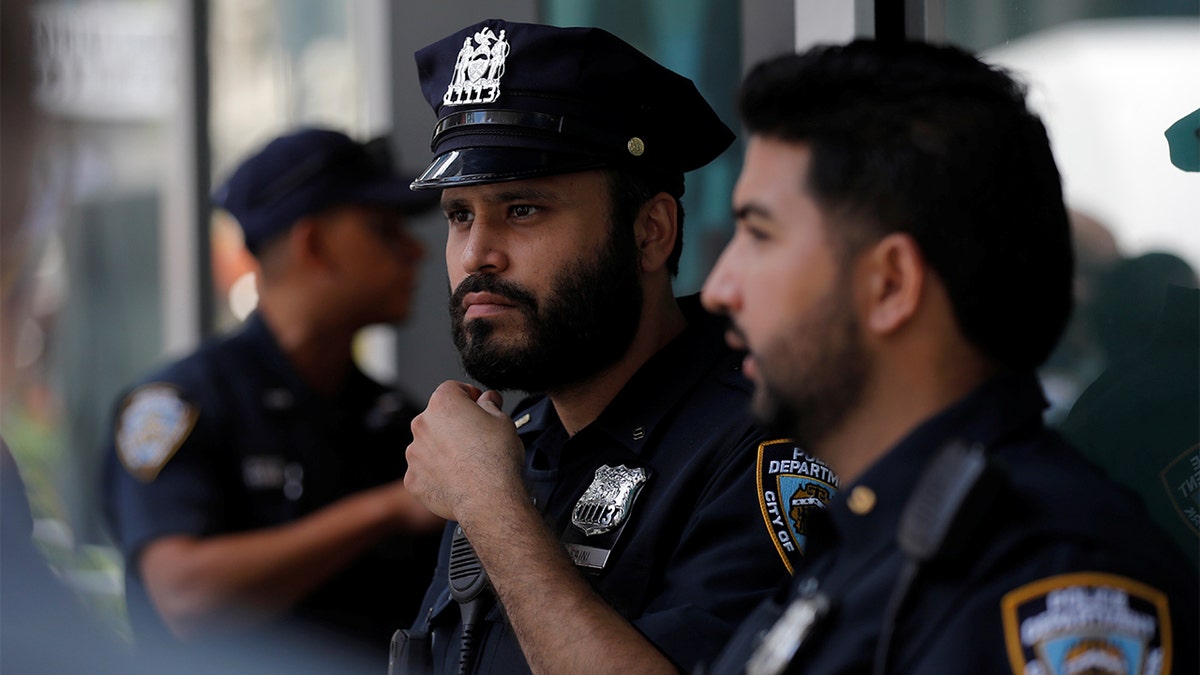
[700,40,1198,674]
[398,19,825,675]
[103,127,445,672]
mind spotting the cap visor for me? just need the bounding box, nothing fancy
[410,148,608,190]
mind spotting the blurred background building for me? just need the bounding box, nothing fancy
[3,0,1197,652]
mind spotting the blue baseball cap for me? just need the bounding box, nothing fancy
[411,20,734,196]
[212,127,439,254]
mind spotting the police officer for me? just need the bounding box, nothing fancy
[396,20,831,675]
[102,127,446,672]
[699,40,1199,674]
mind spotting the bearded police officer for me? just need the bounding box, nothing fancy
[699,40,1199,674]
[395,19,833,675]
[103,128,445,673]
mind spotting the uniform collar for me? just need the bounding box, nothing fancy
[515,294,742,456]
[237,311,387,414]
[818,372,1048,560]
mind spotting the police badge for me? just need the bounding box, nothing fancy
[572,464,648,536]
[442,27,510,106]
[562,464,651,571]
[115,383,199,483]
[757,439,838,573]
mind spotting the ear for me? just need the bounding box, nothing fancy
[860,232,925,335]
[286,215,331,269]
[634,193,678,273]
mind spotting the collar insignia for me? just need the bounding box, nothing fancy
[443,27,510,106]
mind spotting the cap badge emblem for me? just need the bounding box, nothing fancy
[443,27,510,106]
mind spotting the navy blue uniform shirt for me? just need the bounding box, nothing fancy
[103,312,441,666]
[706,372,1199,675]
[406,297,811,674]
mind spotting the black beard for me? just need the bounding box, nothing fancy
[448,224,643,393]
[751,284,867,451]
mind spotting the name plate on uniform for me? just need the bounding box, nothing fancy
[564,543,611,570]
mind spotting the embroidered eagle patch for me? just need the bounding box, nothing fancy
[1002,572,1173,675]
[115,383,199,483]
[757,439,838,574]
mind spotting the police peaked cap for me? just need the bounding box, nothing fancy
[411,19,735,195]
[212,127,438,254]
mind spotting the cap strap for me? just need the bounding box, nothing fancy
[433,108,629,152]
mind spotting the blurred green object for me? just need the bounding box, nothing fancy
[1165,107,1199,172]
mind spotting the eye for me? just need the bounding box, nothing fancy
[510,204,540,219]
[742,223,771,242]
[445,209,473,225]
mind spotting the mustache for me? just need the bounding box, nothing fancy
[449,274,539,315]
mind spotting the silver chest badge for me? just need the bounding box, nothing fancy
[443,27,510,106]
[572,464,649,536]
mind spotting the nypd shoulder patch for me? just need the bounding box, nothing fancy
[757,439,838,574]
[115,383,199,483]
[1001,572,1173,675]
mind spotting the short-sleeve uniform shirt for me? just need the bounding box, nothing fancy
[103,312,441,656]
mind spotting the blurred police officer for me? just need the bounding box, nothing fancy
[700,40,1199,674]
[103,127,445,673]
[396,19,828,675]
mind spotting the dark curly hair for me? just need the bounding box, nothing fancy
[739,39,1074,371]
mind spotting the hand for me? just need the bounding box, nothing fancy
[383,481,447,533]
[405,381,526,523]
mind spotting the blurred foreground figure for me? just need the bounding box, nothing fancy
[701,40,1197,674]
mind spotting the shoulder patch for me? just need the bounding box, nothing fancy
[1002,572,1173,675]
[757,439,838,574]
[1159,443,1200,536]
[115,383,199,483]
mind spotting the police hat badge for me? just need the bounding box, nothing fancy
[442,27,510,106]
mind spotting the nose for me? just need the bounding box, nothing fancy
[701,238,742,316]
[456,218,508,275]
